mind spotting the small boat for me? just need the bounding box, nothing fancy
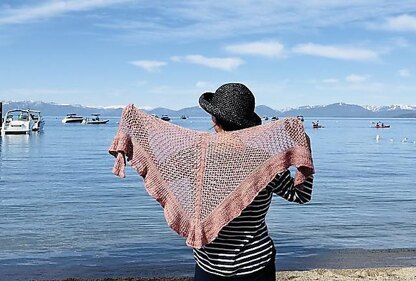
[161,115,171,121]
[180,115,188,120]
[263,116,269,121]
[82,113,109,125]
[271,116,279,121]
[151,114,159,118]
[312,121,323,129]
[373,122,390,129]
[297,115,304,122]
[62,113,84,123]
[1,109,44,134]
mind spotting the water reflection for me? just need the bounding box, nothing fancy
[2,133,30,142]
[1,133,44,154]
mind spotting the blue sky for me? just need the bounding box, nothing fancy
[0,0,415,109]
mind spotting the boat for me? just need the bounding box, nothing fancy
[82,113,109,125]
[297,115,304,122]
[312,121,323,129]
[271,116,279,121]
[161,115,171,121]
[1,109,44,134]
[180,115,188,120]
[373,124,390,128]
[263,116,269,121]
[30,110,45,132]
[373,122,390,129]
[62,113,84,123]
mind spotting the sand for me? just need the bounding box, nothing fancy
[62,267,416,281]
[278,267,416,280]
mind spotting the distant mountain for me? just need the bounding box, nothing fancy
[148,106,207,118]
[1,101,416,118]
[148,107,179,117]
[2,101,123,117]
[365,105,416,111]
[281,103,374,117]
[149,105,280,118]
[277,102,416,118]
[364,105,416,118]
[255,105,281,117]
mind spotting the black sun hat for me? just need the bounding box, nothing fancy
[199,83,261,129]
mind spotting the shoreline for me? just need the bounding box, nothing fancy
[2,248,416,280]
[276,247,416,271]
[61,267,416,281]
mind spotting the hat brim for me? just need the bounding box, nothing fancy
[199,92,261,128]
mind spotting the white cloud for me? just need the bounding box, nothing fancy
[346,74,368,83]
[195,81,209,88]
[130,60,167,72]
[398,68,411,77]
[380,14,416,32]
[90,1,416,43]
[224,41,284,58]
[170,56,182,62]
[293,43,379,61]
[322,78,339,84]
[171,55,244,71]
[0,0,130,25]
[6,1,415,41]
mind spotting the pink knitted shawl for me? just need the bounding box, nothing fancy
[109,104,314,248]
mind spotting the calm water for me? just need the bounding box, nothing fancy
[1,116,415,280]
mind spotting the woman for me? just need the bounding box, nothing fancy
[193,83,314,281]
[109,83,314,281]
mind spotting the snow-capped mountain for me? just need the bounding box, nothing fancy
[365,105,416,112]
[1,101,416,118]
[1,101,124,117]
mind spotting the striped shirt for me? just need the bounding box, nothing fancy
[193,170,314,277]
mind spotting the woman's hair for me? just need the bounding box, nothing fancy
[215,116,260,131]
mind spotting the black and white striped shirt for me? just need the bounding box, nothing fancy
[193,170,314,277]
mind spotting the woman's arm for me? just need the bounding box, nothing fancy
[267,170,314,204]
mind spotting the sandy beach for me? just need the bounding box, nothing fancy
[62,267,416,281]
[277,267,416,280]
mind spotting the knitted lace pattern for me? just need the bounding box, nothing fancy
[109,105,314,249]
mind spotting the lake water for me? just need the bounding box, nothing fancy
[1,116,415,280]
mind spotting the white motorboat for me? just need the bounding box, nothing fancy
[62,113,84,123]
[1,109,44,134]
[161,115,171,121]
[30,110,45,132]
[82,113,109,124]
